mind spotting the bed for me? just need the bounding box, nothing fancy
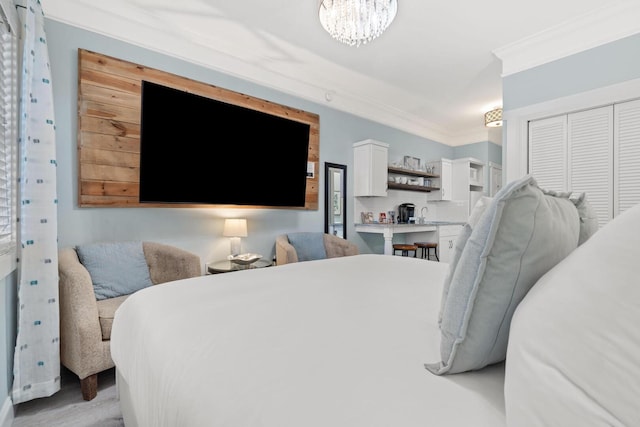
[111,177,640,426]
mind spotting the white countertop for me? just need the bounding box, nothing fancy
[355,223,437,233]
[355,221,465,229]
[355,221,465,255]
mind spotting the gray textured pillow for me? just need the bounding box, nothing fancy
[76,241,153,300]
[438,196,493,325]
[426,175,580,375]
[287,232,327,262]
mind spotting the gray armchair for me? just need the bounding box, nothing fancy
[58,241,201,400]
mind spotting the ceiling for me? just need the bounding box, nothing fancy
[44,0,640,146]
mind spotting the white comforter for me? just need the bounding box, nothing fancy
[111,254,505,427]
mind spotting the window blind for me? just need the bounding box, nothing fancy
[0,15,17,257]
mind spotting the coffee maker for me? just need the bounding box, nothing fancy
[398,203,415,224]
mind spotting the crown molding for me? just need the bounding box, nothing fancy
[447,128,494,147]
[493,1,640,76]
[44,1,466,146]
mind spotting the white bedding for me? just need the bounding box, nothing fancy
[111,254,505,427]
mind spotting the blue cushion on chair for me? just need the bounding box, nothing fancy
[76,241,154,300]
[287,232,327,262]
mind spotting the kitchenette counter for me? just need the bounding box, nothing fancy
[355,221,466,255]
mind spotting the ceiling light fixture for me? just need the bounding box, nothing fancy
[484,108,503,127]
[318,0,398,47]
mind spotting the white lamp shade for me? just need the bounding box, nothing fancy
[223,219,248,237]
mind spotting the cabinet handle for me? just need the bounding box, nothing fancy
[449,240,453,249]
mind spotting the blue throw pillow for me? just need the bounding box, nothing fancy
[287,232,327,262]
[76,241,154,300]
[426,175,580,375]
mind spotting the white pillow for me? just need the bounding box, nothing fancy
[505,202,640,426]
[426,175,579,375]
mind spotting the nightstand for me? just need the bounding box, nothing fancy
[206,259,273,274]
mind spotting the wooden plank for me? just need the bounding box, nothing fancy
[79,194,141,207]
[79,132,140,153]
[81,180,140,197]
[79,116,140,138]
[80,99,140,123]
[80,147,140,168]
[80,68,140,95]
[77,48,319,209]
[80,163,139,182]
[79,82,140,109]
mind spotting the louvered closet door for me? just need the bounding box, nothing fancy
[614,99,640,216]
[568,106,613,227]
[528,115,567,191]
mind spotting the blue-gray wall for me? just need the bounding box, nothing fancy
[503,32,640,110]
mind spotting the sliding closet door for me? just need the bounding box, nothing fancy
[567,106,613,227]
[614,99,640,216]
[528,115,567,190]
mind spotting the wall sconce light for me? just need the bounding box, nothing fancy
[223,218,247,256]
[484,108,503,127]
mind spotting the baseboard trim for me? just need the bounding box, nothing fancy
[0,396,13,427]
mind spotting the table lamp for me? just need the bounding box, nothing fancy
[223,219,247,256]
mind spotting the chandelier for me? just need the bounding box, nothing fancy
[318,0,398,47]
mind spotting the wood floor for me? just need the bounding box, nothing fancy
[12,367,123,426]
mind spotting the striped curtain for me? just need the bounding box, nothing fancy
[11,0,59,404]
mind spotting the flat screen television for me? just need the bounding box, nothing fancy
[139,81,311,207]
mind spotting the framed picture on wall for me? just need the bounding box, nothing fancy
[333,191,341,215]
[404,156,420,170]
[361,211,374,224]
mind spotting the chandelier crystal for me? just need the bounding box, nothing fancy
[318,0,398,47]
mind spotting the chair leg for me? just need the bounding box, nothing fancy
[81,374,98,401]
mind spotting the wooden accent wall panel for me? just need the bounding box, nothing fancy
[77,49,319,209]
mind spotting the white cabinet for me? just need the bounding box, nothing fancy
[353,139,389,197]
[425,158,452,201]
[437,225,463,264]
[452,157,485,215]
[528,98,640,227]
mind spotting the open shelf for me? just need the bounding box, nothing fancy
[387,166,440,178]
[387,166,440,193]
[387,183,440,192]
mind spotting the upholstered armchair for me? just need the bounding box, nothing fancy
[275,232,359,266]
[58,241,201,401]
